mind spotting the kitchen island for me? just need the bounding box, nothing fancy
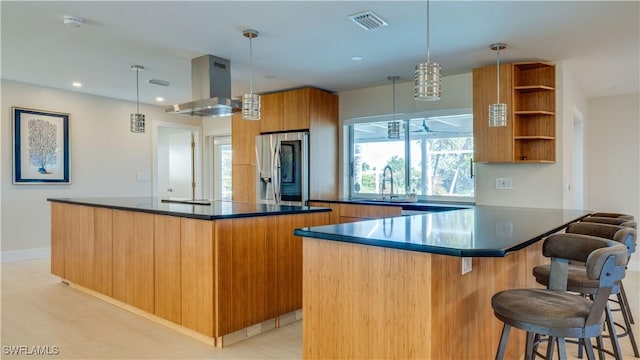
[48,197,331,346]
[294,206,591,359]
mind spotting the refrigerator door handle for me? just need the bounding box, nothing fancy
[272,141,281,205]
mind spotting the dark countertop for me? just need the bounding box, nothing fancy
[48,197,331,220]
[309,198,473,212]
[294,206,591,257]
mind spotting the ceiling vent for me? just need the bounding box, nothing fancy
[148,79,170,86]
[348,11,388,31]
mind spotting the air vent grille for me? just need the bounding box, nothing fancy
[148,79,171,86]
[348,11,388,31]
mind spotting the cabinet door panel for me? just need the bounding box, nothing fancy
[181,218,214,337]
[231,113,260,165]
[112,210,154,313]
[154,214,182,324]
[260,92,284,133]
[283,88,310,131]
[231,164,256,203]
[216,217,271,335]
[472,64,513,163]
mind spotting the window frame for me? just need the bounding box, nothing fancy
[345,108,475,204]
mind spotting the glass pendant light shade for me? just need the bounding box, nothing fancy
[242,93,261,121]
[414,0,441,101]
[488,43,507,127]
[414,62,441,101]
[488,103,507,127]
[130,64,145,133]
[388,76,401,139]
[242,29,261,121]
[130,113,145,133]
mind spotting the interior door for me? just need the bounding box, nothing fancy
[158,127,193,199]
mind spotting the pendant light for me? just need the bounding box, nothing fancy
[388,76,401,139]
[242,29,261,121]
[414,0,441,101]
[488,43,507,127]
[130,64,145,133]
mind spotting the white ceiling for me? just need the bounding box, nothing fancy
[2,1,638,108]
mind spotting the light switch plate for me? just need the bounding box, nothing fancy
[462,257,472,275]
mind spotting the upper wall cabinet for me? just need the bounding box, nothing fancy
[260,87,337,133]
[473,61,556,163]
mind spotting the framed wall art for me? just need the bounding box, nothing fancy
[12,107,70,184]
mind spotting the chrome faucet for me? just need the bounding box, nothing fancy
[381,165,395,199]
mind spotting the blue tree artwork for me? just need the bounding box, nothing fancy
[27,119,58,174]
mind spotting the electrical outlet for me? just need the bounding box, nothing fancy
[462,257,472,275]
[495,177,512,190]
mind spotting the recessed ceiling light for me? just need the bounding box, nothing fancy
[350,56,364,62]
[156,97,164,102]
[72,82,82,87]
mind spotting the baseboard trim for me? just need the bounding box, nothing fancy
[1,247,50,263]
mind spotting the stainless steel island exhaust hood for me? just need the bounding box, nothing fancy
[166,55,241,117]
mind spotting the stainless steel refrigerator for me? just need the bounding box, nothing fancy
[255,131,309,206]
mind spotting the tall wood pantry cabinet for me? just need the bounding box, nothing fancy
[231,87,338,202]
[473,61,556,163]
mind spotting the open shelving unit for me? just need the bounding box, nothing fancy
[512,62,556,163]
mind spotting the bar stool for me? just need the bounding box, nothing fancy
[582,217,637,229]
[590,212,635,221]
[492,234,628,360]
[533,222,638,359]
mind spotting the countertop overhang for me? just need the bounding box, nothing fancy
[294,206,592,257]
[47,197,330,220]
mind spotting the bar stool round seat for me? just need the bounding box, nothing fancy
[492,289,599,336]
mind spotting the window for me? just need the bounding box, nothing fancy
[213,136,232,200]
[348,110,474,202]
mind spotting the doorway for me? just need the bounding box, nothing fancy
[153,121,202,199]
[571,108,585,209]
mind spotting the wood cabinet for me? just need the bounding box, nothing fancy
[231,164,256,203]
[50,202,329,343]
[154,215,182,324]
[473,61,556,163]
[259,92,284,133]
[52,203,113,295]
[112,210,155,313]
[231,112,260,203]
[232,87,339,202]
[180,218,215,337]
[216,217,273,335]
[231,112,260,166]
[308,201,402,224]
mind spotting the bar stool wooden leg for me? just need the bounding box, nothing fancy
[546,336,557,360]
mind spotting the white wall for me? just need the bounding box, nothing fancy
[586,94,640,216]
[1,80,200,257]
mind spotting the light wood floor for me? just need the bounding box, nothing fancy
[1,258,638,359]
